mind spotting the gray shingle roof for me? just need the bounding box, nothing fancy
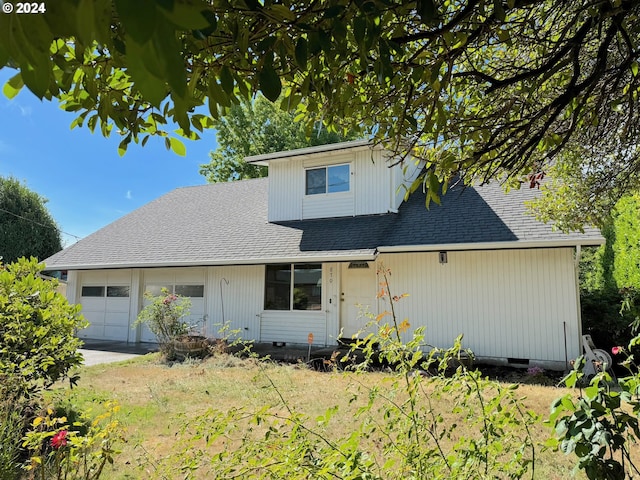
[44,177,603,270]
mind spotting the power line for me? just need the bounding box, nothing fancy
[0,206,82,241]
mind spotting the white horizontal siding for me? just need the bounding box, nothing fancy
[302,192,354,219]
[260,311,327,345]
[377,249,579,368]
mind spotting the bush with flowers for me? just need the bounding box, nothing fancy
[134,289,193,359]
[22,401,123,480]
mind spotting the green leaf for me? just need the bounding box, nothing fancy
[169,137,186,156]
[584,384,599,400]
[416,0,436,24]
[114,0,157,44]
[493,0,506,21]
[632,61,639,77]
[158,1,211,29]
[152,20,186,98]
[294,38,308,71]
[3,73,24,100]
[208,80,230,107]
[76,0,96,45]
[220,66,234,95]
[19,59,51,99]
[117,136,130,156]
[125,38,167,107]
[268,4,296,21]
[258,65,281,102]
[0,41,9,67]
[353,16,366,46]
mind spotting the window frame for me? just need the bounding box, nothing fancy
[305,163,350,195]
[106,286,130,298]
[81,286,105,297]
[81,285,131,298]
[264,263,322,311]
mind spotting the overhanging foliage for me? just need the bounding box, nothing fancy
[2,1,639,222]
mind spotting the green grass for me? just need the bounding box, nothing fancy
[49,353,586,479]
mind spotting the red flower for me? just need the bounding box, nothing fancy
[51,430,68,449]
[612,346,623,355]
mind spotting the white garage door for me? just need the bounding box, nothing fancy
[79,285,132,341]
[140,268,207,343]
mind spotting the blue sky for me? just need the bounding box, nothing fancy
[0,68,218,247]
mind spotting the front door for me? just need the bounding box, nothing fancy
[340,263,377,339]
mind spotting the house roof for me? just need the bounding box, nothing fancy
[44,177,603,270]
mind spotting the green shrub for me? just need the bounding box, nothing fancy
[0,257,87,396]
[581,289,636,355]
[134,289,192,359]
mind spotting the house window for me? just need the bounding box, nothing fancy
[305,164,350,195]
[264,264,322,311]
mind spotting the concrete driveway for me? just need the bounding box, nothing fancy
[79,339,158,366]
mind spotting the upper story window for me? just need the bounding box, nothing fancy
[305,164,350,195]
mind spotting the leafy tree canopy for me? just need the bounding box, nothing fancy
[200,94,357,183]
[0,177,62,263]
[2,0,640,226]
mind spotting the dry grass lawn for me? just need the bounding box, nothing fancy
[50,353,592,479]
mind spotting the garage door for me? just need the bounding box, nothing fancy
[140,268,207,343]
[140,284,206,342]
[78,285,132,341]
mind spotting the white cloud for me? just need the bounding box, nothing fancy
[0,99,32,118]
[18,105,32,117]
[125,190,132,200]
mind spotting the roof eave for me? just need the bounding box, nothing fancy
[377,238,605,254]
[245,139,373,165]
[45,252,378,271]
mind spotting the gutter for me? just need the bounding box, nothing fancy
[377,238,604,254]
[45,252,378,271]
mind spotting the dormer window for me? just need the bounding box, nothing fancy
[305,164,350,195]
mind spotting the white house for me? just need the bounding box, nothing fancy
[44,140,604,370]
